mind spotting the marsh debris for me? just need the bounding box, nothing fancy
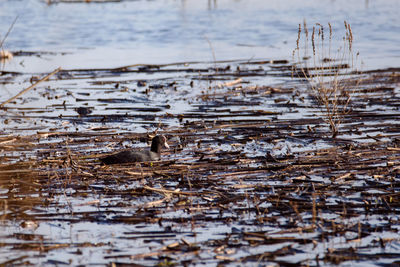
[0,58,399,266]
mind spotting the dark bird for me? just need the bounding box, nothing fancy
[100,135,169,165]
[76,107,92,116]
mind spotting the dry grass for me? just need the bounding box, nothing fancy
[0,16,17,69]
[293,21,360,137]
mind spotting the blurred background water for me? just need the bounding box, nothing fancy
[0,0,399,72]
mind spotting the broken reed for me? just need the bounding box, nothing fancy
[0,16,18,66]
[292,21,358,138]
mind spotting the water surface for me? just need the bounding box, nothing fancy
[0,0,399,72]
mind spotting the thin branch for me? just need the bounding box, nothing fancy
[0,16,18,49]
[0,67,61,108]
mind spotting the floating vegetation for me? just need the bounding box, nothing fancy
[0,52,400,266]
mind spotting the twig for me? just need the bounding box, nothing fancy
[143,185,196,196]
[0,16,18,49]
[204,35,217,71]
[0,67,61,108]
[75,200,100,207]
[142,195,171,208]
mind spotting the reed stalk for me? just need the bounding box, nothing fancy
[292,21,359,138]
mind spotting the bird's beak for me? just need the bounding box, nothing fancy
[164,137,169,148]
[164,140,170,149]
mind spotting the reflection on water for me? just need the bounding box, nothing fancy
[0,0,399,72]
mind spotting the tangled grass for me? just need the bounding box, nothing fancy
[293,21,360,137]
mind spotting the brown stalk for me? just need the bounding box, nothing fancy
[293,22,359,138]
[0,67,61,108]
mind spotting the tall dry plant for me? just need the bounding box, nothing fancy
[292,21,359,138]
[0,16,18,69]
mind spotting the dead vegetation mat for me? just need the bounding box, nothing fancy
[1,62,400,266]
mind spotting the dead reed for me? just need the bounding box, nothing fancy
[0,16,17,68]
[292,21,359,137]
[0,65,399,265]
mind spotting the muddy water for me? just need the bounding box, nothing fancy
[0,1,400,266]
